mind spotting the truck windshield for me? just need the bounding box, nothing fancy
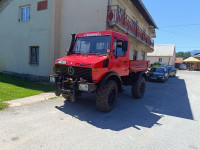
[73,36,111,54]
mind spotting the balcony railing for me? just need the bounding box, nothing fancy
[107,5,154,48]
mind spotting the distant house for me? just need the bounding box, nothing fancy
[147,45,176,66]
[194,53,200,58]
[194,53,200,71]
[175,57,183,68]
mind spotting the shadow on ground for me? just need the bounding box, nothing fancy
[56,76,193,131]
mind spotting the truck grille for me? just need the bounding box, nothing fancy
[55,65,92,82]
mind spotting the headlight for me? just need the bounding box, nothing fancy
[49,76,56,83]
[79,84,88,91]
[57,60,67,64]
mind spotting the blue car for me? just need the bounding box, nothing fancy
[162,66,177,77]
[148,67,169,82]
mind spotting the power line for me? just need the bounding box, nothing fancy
[159,29,200,39]
[159,23,200,28]
[176,46,200,49]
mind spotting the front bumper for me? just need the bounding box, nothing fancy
[149,76,165,81]
[49,75,96,92]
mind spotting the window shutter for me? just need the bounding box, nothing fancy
[26,7,30,20]
[36,47,39,63]
[21,8,25,21]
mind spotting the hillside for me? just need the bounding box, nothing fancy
[190,50,200,56]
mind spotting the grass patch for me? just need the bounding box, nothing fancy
[0,74,55,110]
[0,102,8,110]
[48,96,58,100]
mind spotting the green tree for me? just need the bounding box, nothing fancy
[183,52,191,59]
[176,51,184,58]
[176,51,191,59]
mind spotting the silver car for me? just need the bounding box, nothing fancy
[179,64,187,70]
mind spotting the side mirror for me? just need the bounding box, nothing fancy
[107,49,111,53]
[107,49,111,58]
[65,49,70,56]
[122,41,128,52]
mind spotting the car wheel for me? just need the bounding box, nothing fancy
[162,77,166,83]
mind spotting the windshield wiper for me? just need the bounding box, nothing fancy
[89,51,102,55]
[74,52,83,54]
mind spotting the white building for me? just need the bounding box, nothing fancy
[0,0,157,80]
[147,45,176,66]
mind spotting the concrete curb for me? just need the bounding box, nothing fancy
[6,92,56,108]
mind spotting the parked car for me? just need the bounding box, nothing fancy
[162,66,177,77]
[179,64,187,70]
[147,67,169,82]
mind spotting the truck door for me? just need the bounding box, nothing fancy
[110,38,129,76]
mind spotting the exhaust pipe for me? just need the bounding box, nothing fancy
[69,33,76,54]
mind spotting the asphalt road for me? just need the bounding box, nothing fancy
[0,70,200,150]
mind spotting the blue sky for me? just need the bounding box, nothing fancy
[142,0,200,52]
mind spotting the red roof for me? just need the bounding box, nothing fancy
[175,57,183,63]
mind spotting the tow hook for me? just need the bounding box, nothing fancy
[55,85,62,96]
[62,89,76,102]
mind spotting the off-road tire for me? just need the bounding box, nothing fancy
[131,77,146,99]
[62,94,69,100]
[96,80,118,112]
[55,90,61,97]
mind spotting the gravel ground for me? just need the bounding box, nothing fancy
[0,70,200,150]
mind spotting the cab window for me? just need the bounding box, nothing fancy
[113,39,125,56]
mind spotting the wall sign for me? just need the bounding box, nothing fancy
[37,0,47,11]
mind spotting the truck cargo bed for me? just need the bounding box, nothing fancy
[129,61,149,73]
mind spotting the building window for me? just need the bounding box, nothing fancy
[113,39,125,56]
[141,51,145,60]
[30,46,39,64]
[159,58,162,62]
[133,50,137,60]
[20,5,30,21]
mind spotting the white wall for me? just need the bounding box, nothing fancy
[0,0,55,76]
[169,50,176,66]
[58,0,108,57]
[147,51,176,66]
[0,0,109,77]
[147,56,171,65]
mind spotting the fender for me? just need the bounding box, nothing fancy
[98,72,122,91]
[132,71,147,84]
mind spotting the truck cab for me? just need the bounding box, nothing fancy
[50,30,148,112]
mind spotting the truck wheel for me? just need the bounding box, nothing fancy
[62,94,69,100]
[96,80,118,112]
[55,90,61,96]
[131,77,146,99]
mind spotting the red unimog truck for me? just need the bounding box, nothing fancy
[50,30,148,112]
